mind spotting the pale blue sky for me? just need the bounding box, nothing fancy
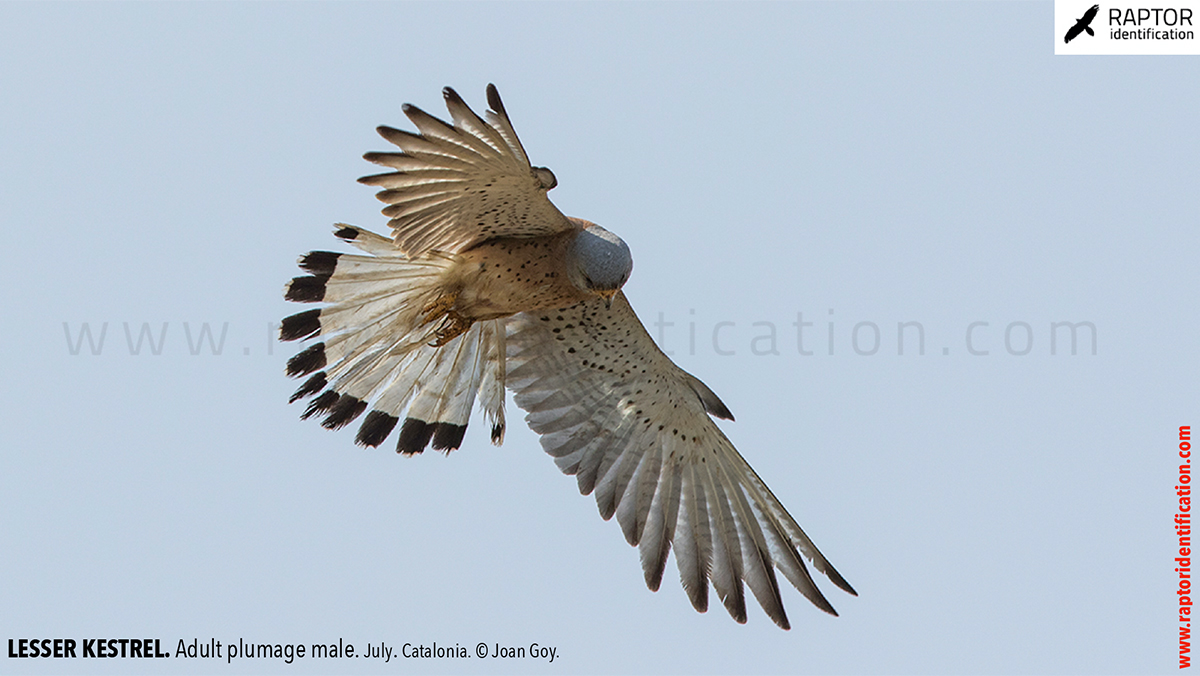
[2,2,1197,674]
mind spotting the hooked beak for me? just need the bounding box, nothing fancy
[599,289,617,309]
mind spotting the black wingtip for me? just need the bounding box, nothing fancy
[720,585,748,626]
[486,83,505,115]
[826,566,858,597]
[490,423,505,444]
[644,554,668,593]
[442,86,462,105]
[685,374,735,421]
[801,580,842,617]
[431,423,467,452]
[396,418,435,456]
[356,410,399,448]
[334,225,359,241]
[704,392,734,421]
[691,584,709,614]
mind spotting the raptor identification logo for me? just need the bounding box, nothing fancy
[1055,0,1200,53]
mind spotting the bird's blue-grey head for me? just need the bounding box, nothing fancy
[566,222,633,307]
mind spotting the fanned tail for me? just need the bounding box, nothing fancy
[281,224,505,454]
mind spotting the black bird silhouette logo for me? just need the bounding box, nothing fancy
[1065,4,1100,43]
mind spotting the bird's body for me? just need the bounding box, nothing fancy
[453,232,581,317]
[281,85,855,628]
[432,219,611,324]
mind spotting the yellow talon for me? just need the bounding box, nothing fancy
[431,311,472,347]
[421,293,459,324]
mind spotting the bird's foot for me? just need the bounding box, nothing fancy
[421,293,459,324]
[431,311,473,347]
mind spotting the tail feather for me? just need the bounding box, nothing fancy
[478,321,506,444]
[333,222,399,255]
[282,224,506,454]
[404,321,499,450]
[407,329,483,427]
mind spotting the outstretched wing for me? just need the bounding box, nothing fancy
[359,84,573,257]
[505,293,856,628]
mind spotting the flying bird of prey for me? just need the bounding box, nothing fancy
[281,85,856,628]
[1065,4,1100,43]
